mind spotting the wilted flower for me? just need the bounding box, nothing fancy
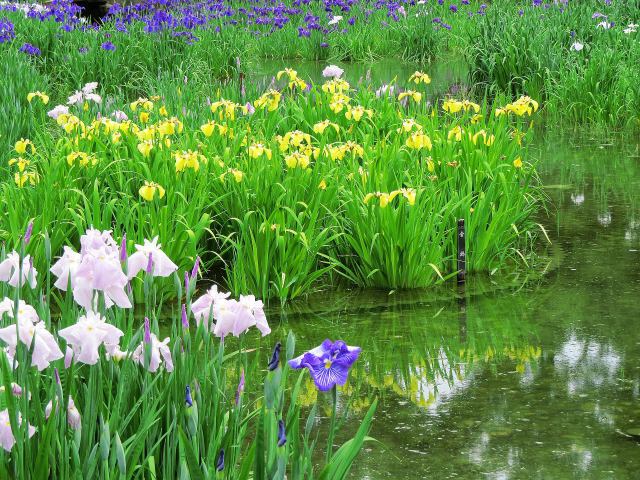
[126,237,177,279]
[0,252,38,288]
[0,410,36,452]
[58,311,124,365]
[289,339,361,391]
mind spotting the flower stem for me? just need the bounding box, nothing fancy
[326,385,337,464]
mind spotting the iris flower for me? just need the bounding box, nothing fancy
[139,181,165,201]
[191,285,231,324]
[248,143,273,159]
[0,297,40,324]
[0,252,38,289]
[0,317,63,371]
[211,295,270,338]
[58,311,124,365]
[345,105,373,122]
[131,333,174,372]
[313,120,339,134]
[127,237,177,279]
[47,105,69,119]
[0,410,35,452]
[14,138,35,155]
[398,90,421,103]
[289,340,361,391]
[408,71,431,84]
[27,91,49,104]
[45,396,81,430]
[405,132,432,150]
[322,65,344,78]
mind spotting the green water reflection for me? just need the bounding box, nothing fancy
[266,132,640,478]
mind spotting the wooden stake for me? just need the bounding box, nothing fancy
[457,218,466,284]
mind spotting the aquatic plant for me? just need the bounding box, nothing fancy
[0,69,542,301]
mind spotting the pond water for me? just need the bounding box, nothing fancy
[244,61,640,478]
[272,131,640,478]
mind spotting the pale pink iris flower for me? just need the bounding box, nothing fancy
[127,237,178,279]
[50,246,82,290]
[52,229,130,310]
[45,397,81,430]
[0,318,63,371]
[0,410,36,452]
[191,285,231,324]
[131,334,174,373]
[58,311,124,365]
[0,297,40,324]
[71,247,131,310]
[212,295,270,338]
[0,252,38,289]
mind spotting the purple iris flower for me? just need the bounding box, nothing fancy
[450,5,458,13]
[288,339,361,391]
[24,221,33,245]
[101,41,116,51]
[185,385,193,407]
[20,43,41,56]
[277,419,286,447]
[268,342,281,371]
[216,449,225,471]
[0,18,15,44]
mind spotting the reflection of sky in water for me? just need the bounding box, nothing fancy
[554,333,621,395]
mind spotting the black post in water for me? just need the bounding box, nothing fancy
[457,218,466,284]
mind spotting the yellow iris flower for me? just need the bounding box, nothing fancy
[137,141,154,157]
[248,143,272,160]
[14,138,35,155]
[8,157,30,172]
[398,90,422,103]
[345,106,373,122]
[27,91,49,104]
[14,171,38,188]
[313,120,339,134]
[284,152,310,169]
[408,71,431,85]
[405,132,432,151]
[67,151,98,167]
[139,181,165,201]
[254,90,282,111]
